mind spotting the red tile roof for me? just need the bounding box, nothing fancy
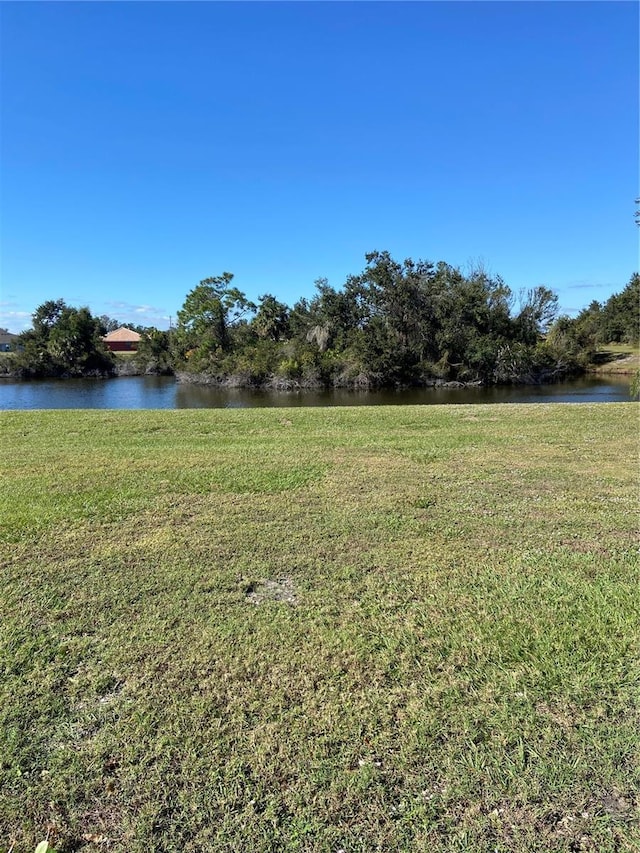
[103,327,142,342]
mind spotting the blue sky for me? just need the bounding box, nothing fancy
[1,1,638,333]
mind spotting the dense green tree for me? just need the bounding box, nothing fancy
[252,294,290,342]
[334,253,437,382]
[514,286,559,344]
[288,298,311,340]
[21,252,616,387]
[98,315,121,333]
[302,278,364,353]
[174,274,255,367]
[541,274,638,356]
[134,329,173,374]
[599,273,639,343]
[355,252,436,357]
[15,300,114,378]
[542,315,592,373]
[32,299,67,337]
[569,300,603,352]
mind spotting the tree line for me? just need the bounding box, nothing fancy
[6,253,639,386]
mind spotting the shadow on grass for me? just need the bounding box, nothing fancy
[590,349,633,365]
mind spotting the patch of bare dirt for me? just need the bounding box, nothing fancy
[245,577,297,605]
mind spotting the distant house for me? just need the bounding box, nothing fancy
[103,327,142,352]
[0,330,18,352]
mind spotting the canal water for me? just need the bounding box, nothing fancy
[0,374,634,410]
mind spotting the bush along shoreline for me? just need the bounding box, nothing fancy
[3,254,638,387]
[173,365,573,391]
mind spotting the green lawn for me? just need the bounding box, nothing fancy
[1,404,638,852]
[590,343,639,375]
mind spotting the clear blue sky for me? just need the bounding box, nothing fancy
[1,1,638,333]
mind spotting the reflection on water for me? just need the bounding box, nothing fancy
[0,375,178,410]
[0,374,634,410]
[175,377,634,408]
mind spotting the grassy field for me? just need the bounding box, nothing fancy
[589,343,640,376]
[1,404,638,852]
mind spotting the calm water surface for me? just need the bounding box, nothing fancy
[0,374,633,410]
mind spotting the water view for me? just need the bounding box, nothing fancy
[0,374,633,410]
